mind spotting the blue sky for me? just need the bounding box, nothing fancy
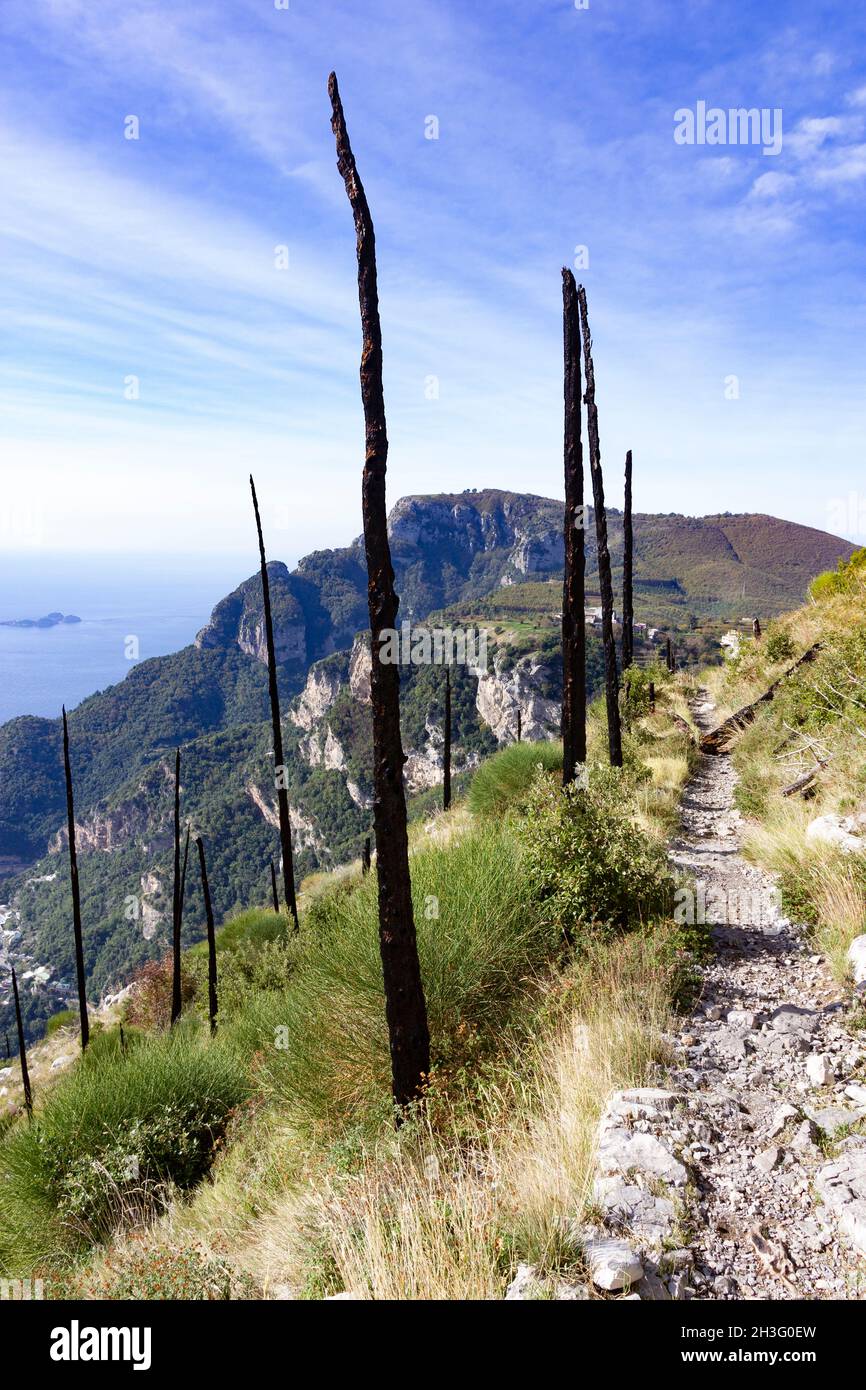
[1,0,865,559]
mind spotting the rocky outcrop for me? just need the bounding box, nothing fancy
[245,783,326,853]
[49,764,174,857]
[475,654,560,744]
[196,563,306,668]
[349,635,372,705]
[291,657,346,731]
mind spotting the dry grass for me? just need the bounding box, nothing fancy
[239,934,675,1300]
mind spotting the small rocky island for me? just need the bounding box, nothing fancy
[0,611,81,629]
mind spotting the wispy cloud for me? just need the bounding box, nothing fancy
[0,0,864,552]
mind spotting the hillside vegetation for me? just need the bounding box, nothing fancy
[0,671,703,1299]
[703,547,866,980]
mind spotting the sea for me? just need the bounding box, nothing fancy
[0,553,258,726]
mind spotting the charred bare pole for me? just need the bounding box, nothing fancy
[11,967,32,1118]
[270,859,280,913]
[622,450,634,672]
[62,706,90,1051]
[516,708,522,743]
[362,837,372,875]
[561,269,587,784]
[666,636,674,673]
[329,71,431,1113]
[196,837,219,1036]
[250,475,299,930]
[170,749,183,1027]
[443,668,452,811]
[577,286,622,767]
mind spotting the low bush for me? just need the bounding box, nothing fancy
[44,1009,76,1038]
[125,955,197,1032]
[522,765,675,942]
[242,820,549,1133]
[56,1239,258,1301]
[0,1028,249,1273]
[468,740,563,818]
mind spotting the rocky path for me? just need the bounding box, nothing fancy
[658,691,866,1299]
[579,691,866,1302]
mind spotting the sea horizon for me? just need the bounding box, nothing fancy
[0,551,291,726]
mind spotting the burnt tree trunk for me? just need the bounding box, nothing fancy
[250,475,299,929]
[197,837,219,1036]
[362,837,371,875]
[170,749,183,1026]
[666,637,674,673]
[443,668,452,811]
[270,859,280,913]
[753,617,762,641]
[11,967,32,1118]
[516,709,522,743]
[622,449,634,672]
[62,706,89,1051]
[329,70,431,1113]
[561,269,587,784]
[577,286,622,767]
[649,680,656,713]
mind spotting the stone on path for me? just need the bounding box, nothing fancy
[805,1053,834,1087]
[814,1152,866,1257]
[584,1236,643,1291]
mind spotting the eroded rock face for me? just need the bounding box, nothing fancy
[49,764,174,857]
[196,562,306,668]
[349,635,372,705]
[291,660,345,731]
[475,654,560,744]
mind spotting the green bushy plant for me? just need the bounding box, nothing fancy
[0,1029,249,1273]
[44,1009,76,1038]
[239,820,550,1131]
[764,627,796,663]
[468,740,563,818]
[522,765,675,941]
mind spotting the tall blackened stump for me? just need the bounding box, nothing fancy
[62,706,89,1051]
[666,636,674,673]
[362,836,372,875]
[196,837,219,1037]
[11,967,32,1118]
[753,616,762,641]
[250,475,299,930]
[622,450,634,673]
[561,269,587,784]
[270,859,280,913]
[443,667,452,812]
[170,749,183,1026]
[577,286,622,768]
[516,708,522,743]
[329,71,431,1113]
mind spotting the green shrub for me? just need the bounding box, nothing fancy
[522,765,675,941]
[764,628,796,663]
[44,1009,76,1038]
[809,547,866,601]
[56,1241,258,1301]
[187,937,300,1019]
[240,820,551,1131]
[211,908,289,955]
[0,1028,249,1274]
[468,740,563,818]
